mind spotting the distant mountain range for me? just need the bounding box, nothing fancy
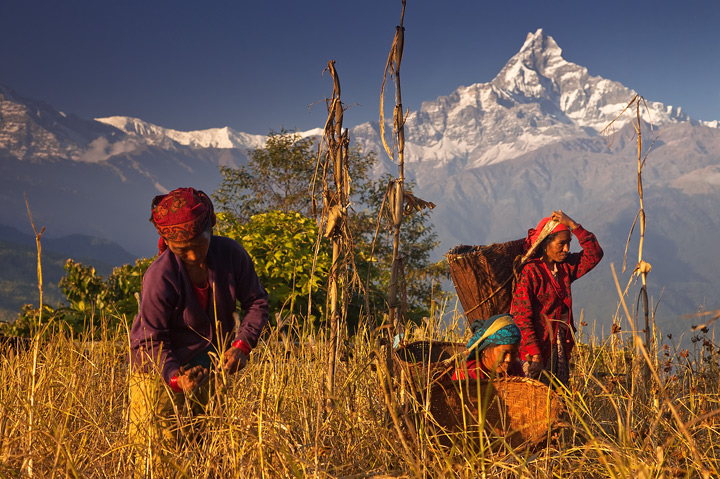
[0,224,134,269]
[0,224,136,322]
[2,29,718,336]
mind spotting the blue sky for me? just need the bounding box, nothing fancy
[2,1,719,135]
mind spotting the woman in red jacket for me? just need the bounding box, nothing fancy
[510,210,603,387]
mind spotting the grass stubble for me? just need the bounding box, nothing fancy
[0,299,718,478]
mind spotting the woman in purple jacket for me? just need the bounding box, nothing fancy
[128,187,269,473]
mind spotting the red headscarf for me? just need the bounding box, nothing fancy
[150,187,215,254]
[524,216,570,252]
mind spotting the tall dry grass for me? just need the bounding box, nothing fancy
[0,303,718,478]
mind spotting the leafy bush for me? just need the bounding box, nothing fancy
[3,257,152,336]
[217,210,331,328]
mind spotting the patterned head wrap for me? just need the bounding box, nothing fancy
[466,314,521,357]
[150,187,215,253]
[523,216,570,253]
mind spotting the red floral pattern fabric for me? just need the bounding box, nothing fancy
[150,187,214,243]
[510,225,603,364]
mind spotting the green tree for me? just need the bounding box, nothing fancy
[215,130,314,220]
[4,257,152,336]
[213,130,445,329]
[213,129,375,223]
[353,174,446,324]
[60,257,152,323]
[217,211,330,328]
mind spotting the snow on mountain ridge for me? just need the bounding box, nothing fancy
[0,83,122,162]
[96,116,266,150]
[374,28,713,173]
[491,29,692,132]
[4,29,717,171]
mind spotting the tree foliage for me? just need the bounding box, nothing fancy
[215,130,318,220]
[3,257,152,336]
[216,210,330,327]
[213,130,446,328]
[214,129,376,221]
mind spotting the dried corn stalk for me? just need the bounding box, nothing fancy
[379,0,408,334]
[313,60,359,407]
[601,94,660,354]
[376,0,436,335]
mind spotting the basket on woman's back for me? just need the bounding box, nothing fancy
[447,239,525,324]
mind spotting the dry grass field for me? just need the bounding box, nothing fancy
[0,304,718,479]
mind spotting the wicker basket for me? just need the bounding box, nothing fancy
[447,239,525,324]
[393,341,466,389]
[423,376,565,448]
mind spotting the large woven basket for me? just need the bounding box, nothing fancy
[393,341,466,390]
[423,376,565,448]
[447,239,525,324]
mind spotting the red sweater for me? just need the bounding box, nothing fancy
[510,226,603,364]
[452,359,524,380]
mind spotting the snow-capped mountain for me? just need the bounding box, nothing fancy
[1,29,718,334]
[0,85,261,256]
[356,29,713,175]
[0,84,122,162]
[96,116,267,151]
[0,83,267,164]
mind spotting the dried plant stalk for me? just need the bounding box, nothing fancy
[379,0,407,334]
[23,195,45,479]
[600,95,659,354]
[315,60,357,408]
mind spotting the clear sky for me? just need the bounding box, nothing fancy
[2,1,719,135]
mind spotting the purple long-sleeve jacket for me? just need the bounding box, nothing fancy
[129,235,269,384]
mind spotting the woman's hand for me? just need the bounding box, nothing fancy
[551,210,578,230]
[175,365,209,392]
[222,346,248,374]
[526,354,545,379]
